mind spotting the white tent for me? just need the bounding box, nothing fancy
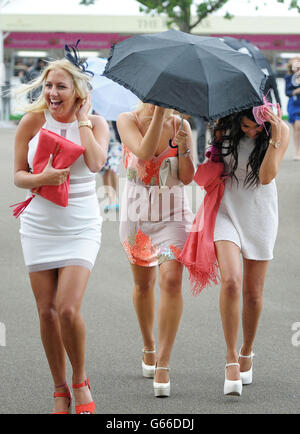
[0,0,143,33]
[1,0,299,33]
[0,0,141,16]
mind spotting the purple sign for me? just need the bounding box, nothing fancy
[4,32,300,51]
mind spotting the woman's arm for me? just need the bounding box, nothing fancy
[14,112,71,189]
[258,107,290,185]
[174,118,195,185]
[76,95,110,172]
[117,106,165,161]
[285,75,294,97]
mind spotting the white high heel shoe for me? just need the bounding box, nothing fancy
[153,366,170,397]
[239,349,255,385]
[142,349,156,378]
[224,363,242,396]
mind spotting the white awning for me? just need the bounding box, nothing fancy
[0,0,299,34]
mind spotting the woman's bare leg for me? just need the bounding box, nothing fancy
[156,260,183,383]
[215,241,242,381]
[30,269,68,412]
[131,264,157,365]
[293,121,300,158]
[240,258,269,372]
[103,169,118,205]
[56,266,92,408]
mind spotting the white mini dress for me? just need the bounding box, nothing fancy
[214,135,278,260]
[20,110,102,272]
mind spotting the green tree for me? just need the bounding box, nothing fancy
[137,0,300,32]
[78,0,300,32]
[138,0,231,32]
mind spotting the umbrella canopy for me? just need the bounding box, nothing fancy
[103,29,267,121]
[220,36,281,105]
[87,57,139,120]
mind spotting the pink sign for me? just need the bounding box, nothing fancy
[213,34,300,51]
[4,32,300,51]
[4,32,130,50]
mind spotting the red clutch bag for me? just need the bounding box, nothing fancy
[11,128,85,217]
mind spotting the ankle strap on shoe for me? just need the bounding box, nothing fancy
[143,348,156,354]
[73,378,90,390]
[53,391,71,399]
[225,363,240,369]
[53,383,71,399]
[155,366,170,372]
[239,351,255,359]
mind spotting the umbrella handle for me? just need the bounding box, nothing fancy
[179,115,184,130]
[169,115,184,154]
[169,139,178,151]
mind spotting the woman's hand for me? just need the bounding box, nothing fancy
[154,105,166,112]
[258,104,290,184]
[174,129,190,158]
[40,154,70,186]
[292,87,300,96]
[265,105,282,142]
[175,119,194,185]
[174,129,188,149]
[76,94,92,122]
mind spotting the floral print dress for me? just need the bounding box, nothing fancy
[119,114,194,267]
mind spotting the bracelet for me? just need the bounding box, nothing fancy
[78,120,93,129]
[269,138,281,149]
[178,148,191,158]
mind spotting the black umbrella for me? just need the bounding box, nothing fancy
[220,36,281,105]
[103,30,267,121]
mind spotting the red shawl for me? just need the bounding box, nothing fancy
[177,160,225,296]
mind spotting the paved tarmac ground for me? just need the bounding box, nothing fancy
[0,124,299,414]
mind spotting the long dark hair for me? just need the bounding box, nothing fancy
[210,108,270,187]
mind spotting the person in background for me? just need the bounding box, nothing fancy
[100,120,122,213]
[285,57,300,160]
[193,115,207,165]
[21,58,47,102]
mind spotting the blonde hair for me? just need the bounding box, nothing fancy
[135,101,174,120]
[14,58,92,113]
[287,57,300,75]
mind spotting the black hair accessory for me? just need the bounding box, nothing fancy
[64,39,94,77]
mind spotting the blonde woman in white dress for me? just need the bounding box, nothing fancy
[13,55,109,413]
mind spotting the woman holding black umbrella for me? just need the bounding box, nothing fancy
[209,104,289,396]
[117,103,194,397]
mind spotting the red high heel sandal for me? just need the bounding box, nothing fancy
[72,378,95,414]
[52,382,72,415]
